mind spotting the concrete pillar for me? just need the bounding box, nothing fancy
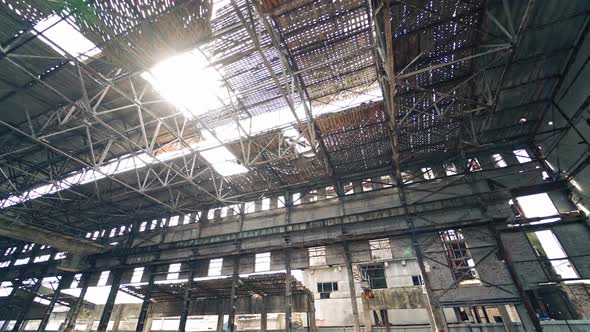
[285,249,292,332]
[317,187,327,200]
[62,273,91,332]
[179,266,196,332]
[97,270,123,332]
[499,305,516,332]
[270,197,278,209]
[343,242,361,332]
[37,274,69,332]
[228,257,240,332]
[216,300,225,332]
[432,165,446,178]
[143,303,154,332]
[361,295,373,332]
[255,200,263,212]
[371,177,383,190]
[352,180,363,194]
[111,305,123,332]
[515,304,540,332]
[307,292,317,332]
[260,297,267,332]
[136,268,155,332]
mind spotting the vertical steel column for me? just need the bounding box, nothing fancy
[135,268,155,332]
[344,242,361,332]
[62,273,91,332]
[37,274,69,332]
[285,249,292,332]
[228,256,240,332]
[0,280,22,331]
[179,266,196,332]
[12,276,44,332]
[97,270,123,332]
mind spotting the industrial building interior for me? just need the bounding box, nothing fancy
[0,0,589,331]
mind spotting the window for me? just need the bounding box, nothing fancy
[292,193,301,205]
[369,239,392,260]
[131,267,144,283]
[14,258,30,266]
[255,252,271,272]
[440,230,479,283]
[317,282,338,299]
[109,228,117,237]
[245,202,255,213]
[360,264,387,289]
[167,263,181,280]
[262,198,270,210]
[309,246,327,267]
[139,221,147,232]
[33,15,101,60]
[150,219,157,230]
[277,196,285,208]
[513,149,532,163]
[33,255,50,263]
[444,163,458,176]
[208,258,223,276]
[70,274,82,288]
[0,261,9,268]
[183,214,192,224]
[492,154,507,168]
[412,275,423,286]
[468,158,482,172]
[54,252,66,260]
[97,271,110,286]
[169,215,179,227]
[422,167,435,180]
[362,179,373,192]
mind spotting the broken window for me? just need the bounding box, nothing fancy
[369,239,392,260]
[97,271,110,286]
[440,229,479,284]
[309,246,327,267]
[255,252,271,272]
[412,275,423,286]
[208,258,223,276]
[527,230,579,280]
[492,154,507,168]
[131,267,144,283]
[468,158,482,172]
[317,282,338,299]
[444,163,458,176]
[167,263,181,280]
[360,264,387,289]
[422,167,435,180]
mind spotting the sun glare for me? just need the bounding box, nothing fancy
[141,50,227,118]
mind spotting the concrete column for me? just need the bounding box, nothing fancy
[317,187,327,200]
[515,304,540,332]
[62,273,91,332]
[37,274,69,332]
[307,292,317,332]
[361,295,372,332]
[352,180,363,194]
[97,270,123,332]
[143,304,154,332]
[270,197,278,209]
[228,257,240,332]
[499,305,516,332]
[371,177,383,190]
[216,300,225,332]
[432,165,446,178]
[343,242,361,332]
[260,297,267,332]
[255,200,263,212]
[111,305,123,332]
[285,249,292,332]
[136,269,155,332]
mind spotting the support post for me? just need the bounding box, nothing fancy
[260,296,267,332]
[111,305,123,332]
[62,273,91,332]
[494,231,543,331]
[216,300,225,332]
[136,269,155,332]
[285,249,292,332]
[344,242,361,332]
[12,276,44,332]
[37,274,69,332]
[307,292,317,332]
[228,256,240,332]
[179,266,196,332]
[499,305,516,332]
[96,270,122,332]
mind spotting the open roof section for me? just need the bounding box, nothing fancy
[0,0,587,240]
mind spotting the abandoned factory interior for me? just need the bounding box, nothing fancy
[1,0,590,331]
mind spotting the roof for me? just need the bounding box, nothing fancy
[0,0,587,243]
